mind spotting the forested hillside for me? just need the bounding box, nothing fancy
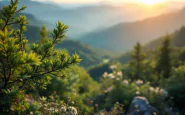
[116,26,185,64]
[80,7,185,52]
[56,39,118,67]
[89,26,185,80]
[145,26,185,50]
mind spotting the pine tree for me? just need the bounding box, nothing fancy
[156,35,172,79]
[131,42,146,80]
[0,0,80,113]
[39,26,48,44]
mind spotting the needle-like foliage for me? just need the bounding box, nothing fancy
[0,0,80,113]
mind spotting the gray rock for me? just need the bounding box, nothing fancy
[129,96,159,115]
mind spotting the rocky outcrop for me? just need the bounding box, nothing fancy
[129,96,159,115]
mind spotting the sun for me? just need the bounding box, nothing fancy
[138,0,167,5]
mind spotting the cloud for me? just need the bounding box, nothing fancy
[31,0,185,4]
[31,0,100,3]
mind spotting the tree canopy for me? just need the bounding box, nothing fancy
[0,0,80,113]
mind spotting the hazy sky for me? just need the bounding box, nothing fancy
[32,0,185,4]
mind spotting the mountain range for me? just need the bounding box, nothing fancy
[80,7,185,52]
[1,0,185,67]
[0,9,117,68]
[0,0,180,38]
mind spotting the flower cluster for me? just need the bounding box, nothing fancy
[109,65,117,70]
[136,91,140,95]
[159,88,168,96]
[149,87,168,96]
[117,71,123,77]
[39,96,78,115]
[123,80,129,85]
[136,79,144,85]
[102,71,123,80]
[101,69,168,111]
[108,73,115,79]
[103,72,108,78]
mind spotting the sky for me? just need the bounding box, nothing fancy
[32,0,185,4]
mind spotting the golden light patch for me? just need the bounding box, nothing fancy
[138,0,167,5]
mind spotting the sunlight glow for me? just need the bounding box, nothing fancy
[138,0,167,5]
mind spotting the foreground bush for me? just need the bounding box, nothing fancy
[0,0,80,114]
[97,65,168,113]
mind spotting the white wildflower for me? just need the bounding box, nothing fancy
[103,72,108,78]
[60,106,67,112]
[159,89,168,96]
[136,91,140,95]
[48,107,55,112]
[68,106,78,115]
[149,87,154,92]
[109,65,117,70]
[136,80,143,85]
[155,87,160,93]
[123,80,129,85]
[54,109,59,113]
[117,71,123,77]
[108,73,115,79]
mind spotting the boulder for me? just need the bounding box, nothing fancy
[129,96,159,115]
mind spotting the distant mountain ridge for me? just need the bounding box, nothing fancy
[145,26,185,50]
[0,9,118,68]
[79,7,185,52]
[0,0,180,39]
[115,26,185,65]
